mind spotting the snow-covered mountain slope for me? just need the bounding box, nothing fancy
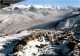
[3,5,53,10]
[3,5,76,11]
[0,5,80,56]
[0,5,73,36]
[56,11,80,32]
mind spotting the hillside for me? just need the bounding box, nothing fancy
[0,5,80,56]
[0,5,74,36]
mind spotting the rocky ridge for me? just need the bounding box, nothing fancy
[8,29,80,56]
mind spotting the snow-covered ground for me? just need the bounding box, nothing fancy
[0,30,30,55]
[0,5,80,56]
[1,29,78,56]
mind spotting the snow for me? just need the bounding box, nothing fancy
[33,5,52,8]
[60,40,69,55]
[75,34,80,40]
[14,36,49,56]
[0,30,49,56]
[0,53,5,56]
[3,4,75,11]
[0,29,79,56]
[6,5,53,9]
[0,30,30,55]
[56,11,80,31]
[0,30,30,42]
[0,5,71,36]
[0,5,80,56]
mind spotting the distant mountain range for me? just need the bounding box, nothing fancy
[3,5,79,11]
[0,5,80,36]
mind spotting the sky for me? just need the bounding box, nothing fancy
[16,0,80,7]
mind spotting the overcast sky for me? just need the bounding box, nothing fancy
[16,0,80,7]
